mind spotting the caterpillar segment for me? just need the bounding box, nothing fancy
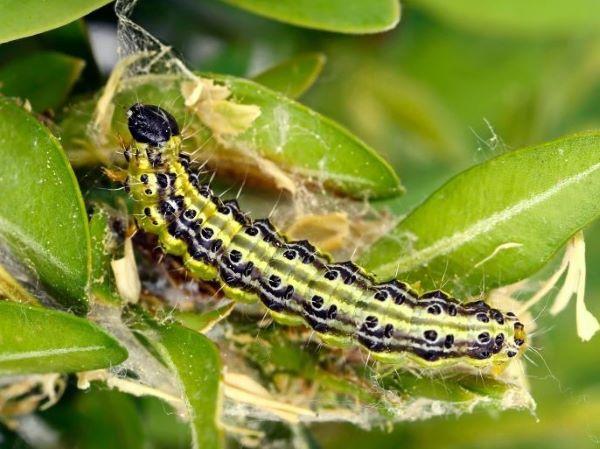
[123,103,527,372]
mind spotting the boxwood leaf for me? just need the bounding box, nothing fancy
[253,52,326,99]
[360,132,600,295]
[151,323,223,449]
[0,0,111,44]
[175,303,235,334]
[0,301,127,374]
[0,98,90,312]
[410,0,600,37]
[42,388,146,449]
[61,74,403,199]
[89,206,122,305]
[0,51,85,111]
[219,0,400,34]
[202,74,402,198]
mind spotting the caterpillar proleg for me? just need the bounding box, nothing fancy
[123,103,527,372]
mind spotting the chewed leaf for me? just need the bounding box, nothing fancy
[89,206,122,305]
[189,97,261,137]
[204,74,403,199]
[60,73,403,199]
[0,98,90,313]
[110,238,141,305]
[219,0,400,34]
[0,0,111,43]
[512,231,599,342]
[549,232,599,341]
[253,53,326,99]
[285,212,351,253]
[175,303,235,334]
[151,323,223,449]
[360,132,600,295]
[0,301,127,374]
[410,0,600,37]
[0,51,85,111]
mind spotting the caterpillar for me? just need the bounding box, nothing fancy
[123,103,527,373]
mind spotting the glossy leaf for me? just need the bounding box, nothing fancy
[0,98,90,312]
[0,51,85,111]
[152,323,223,449]
[0,0,111,44]
[0,20,102,90]
[411,0,600,37]
[72,390,145,449]
[89,206,122,305]
[0,301,127,374]
[206,74,403,198]
[253,52,326,99]
[175,303,235,333]
[360,132,600,294]
[139,396,191,449]
[43,388,146,449]
[62,74,403,199]
[219,0,400,34]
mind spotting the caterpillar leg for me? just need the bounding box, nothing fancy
[318,332,353,349]
[269,310,305,326]
[183,253,218,281]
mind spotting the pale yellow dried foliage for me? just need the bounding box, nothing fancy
[110,237,141,304]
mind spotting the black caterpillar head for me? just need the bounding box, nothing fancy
[127,103,180,146]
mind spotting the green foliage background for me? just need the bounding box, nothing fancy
[0,0,599,448]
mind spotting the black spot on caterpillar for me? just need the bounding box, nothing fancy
[124,103,527,372]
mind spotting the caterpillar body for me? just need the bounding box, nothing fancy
[123,103,527,372]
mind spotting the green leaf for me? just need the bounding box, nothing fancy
[38,20,102,89]
[151,323,223,449]
[0,20,103,90]
[360,132,600,294]
[89,206,122,305]
[175,303,235,333]
[139,396,191,449]
[0,51,85,111]
[0,301,127,374]
[0,0,112,44]
[0,98,90,312]
[69,389,146,449]
[62,74,403,199]
[219,0,400,34]
[410,0,600,37]
[253,52,326,99]
[205,74,403,198]
[42,387,146,449]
